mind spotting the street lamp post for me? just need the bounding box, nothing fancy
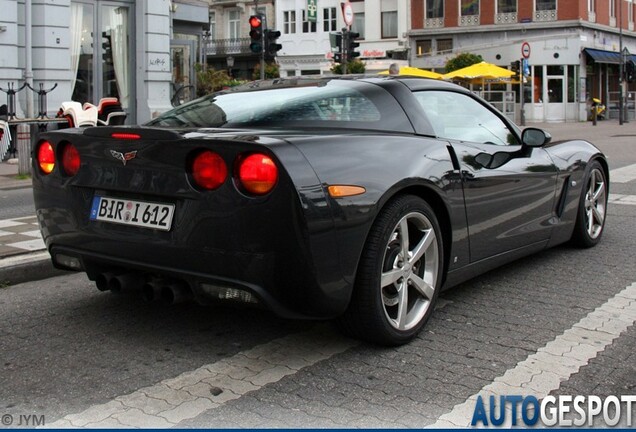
[226,56,234,78]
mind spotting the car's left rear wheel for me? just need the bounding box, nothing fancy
[338,195,443,346]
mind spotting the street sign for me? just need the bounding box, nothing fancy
[522,42,531,59]
[307,0,317,23]
[341,2,354,27]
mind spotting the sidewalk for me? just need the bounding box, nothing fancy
[0,158,32,190]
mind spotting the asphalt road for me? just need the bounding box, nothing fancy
[1,121,635,428]
[2,180,636,427]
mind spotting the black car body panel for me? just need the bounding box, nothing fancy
[32,76,607,320]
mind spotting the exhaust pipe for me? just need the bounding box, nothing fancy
[108,273,143,292]
[161,281,193,305]
[95,272,118,292]
[142,281,162,302]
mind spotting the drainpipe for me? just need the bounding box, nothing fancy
[25,0,34,119]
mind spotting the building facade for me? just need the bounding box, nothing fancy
[203,0,276,80]
[0,0,209,124]
[408,0,636,122]
[275,0,410,76]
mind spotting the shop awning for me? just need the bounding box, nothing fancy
[584,48,636,64]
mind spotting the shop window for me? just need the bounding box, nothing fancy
[568,65,578,103]
[547,65,564,76]
[437,39,453,54]
[416,40,432,56]
[70,1,133,117]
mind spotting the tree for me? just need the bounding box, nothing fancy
[252,62,280,80]
[330,59,366,75]
[445,53,483,74]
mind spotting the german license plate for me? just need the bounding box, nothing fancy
[90,196,175,231]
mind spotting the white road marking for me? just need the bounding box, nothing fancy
[610,164,636,183]
[430,282,636,428]
[46,325,358,428]
[609,193,636,206]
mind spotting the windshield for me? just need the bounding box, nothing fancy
[146,79,411,132]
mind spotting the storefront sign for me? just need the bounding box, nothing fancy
[362,49,386,58]
[307,0,317,23]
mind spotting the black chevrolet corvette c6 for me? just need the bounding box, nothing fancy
[32,76,609,345]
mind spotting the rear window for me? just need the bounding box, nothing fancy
[146,79,411,132]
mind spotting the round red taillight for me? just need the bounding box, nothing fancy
[61,143,81,176]
[37,141,55,174]
[191,150,227,190]
[237,153,278,196]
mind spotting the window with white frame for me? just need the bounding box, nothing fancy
[302,10,317,33]
[610,0,616,19]
[426,0,444,18]
[352,12,365,39]
[284,10,296,34]
[323,7,337,32]
[535,0,555,11]
[497,0,516,13]
[209,11,215,38]
[381,11,398,38]
[228,9,240,39]
[460,0,479,16]
[587,0,596,21]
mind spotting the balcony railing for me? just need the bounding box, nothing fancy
[425,17,444,28]
[459,15,479,26]
[496,12,517,24]
[205,37,253,56]
[535,8,557,22]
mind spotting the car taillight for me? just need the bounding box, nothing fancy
[237,153,278,196]
[60,143,81,176]
[37,141,55,174]
[191,150,227,190]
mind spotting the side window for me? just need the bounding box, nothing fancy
[414,91,518,146]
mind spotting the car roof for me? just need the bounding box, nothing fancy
[226,74,471,95]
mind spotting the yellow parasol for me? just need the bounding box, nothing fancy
[379,66,443,79]
[442,61,515,83]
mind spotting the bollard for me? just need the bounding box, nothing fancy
[592,106,597,126]
[17,123,32,176]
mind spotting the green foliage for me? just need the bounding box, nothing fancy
[195,64,246,97]
[445,53,483,73]
[330,59,366,75]
[252,62,281,80]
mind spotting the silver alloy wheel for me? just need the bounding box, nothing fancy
[380,211,439,331]
[584,168,606,239]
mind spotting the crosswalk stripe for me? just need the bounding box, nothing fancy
[46,325,358,428]
[610,163,636,184]
[429,282,636,428]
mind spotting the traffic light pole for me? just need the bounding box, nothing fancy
[520,58,525,127]
[342,28,349,75]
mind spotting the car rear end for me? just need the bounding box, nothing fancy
[32,126,341,318]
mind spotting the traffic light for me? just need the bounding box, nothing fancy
[330,32,343,63]
[510,60,521,80]
[249,15,264,54]
[627,60,635,83]
[264,29,282,60]
[346,31,360,60]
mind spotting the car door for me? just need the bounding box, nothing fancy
[414,90,558,263]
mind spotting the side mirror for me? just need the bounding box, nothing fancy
[522,128,551,147]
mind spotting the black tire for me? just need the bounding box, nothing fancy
[571,160,608,248]
[337,195,444,346]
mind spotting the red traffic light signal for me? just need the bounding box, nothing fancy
[249,15,265,53]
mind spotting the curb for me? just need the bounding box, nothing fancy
[0,251,71,286]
